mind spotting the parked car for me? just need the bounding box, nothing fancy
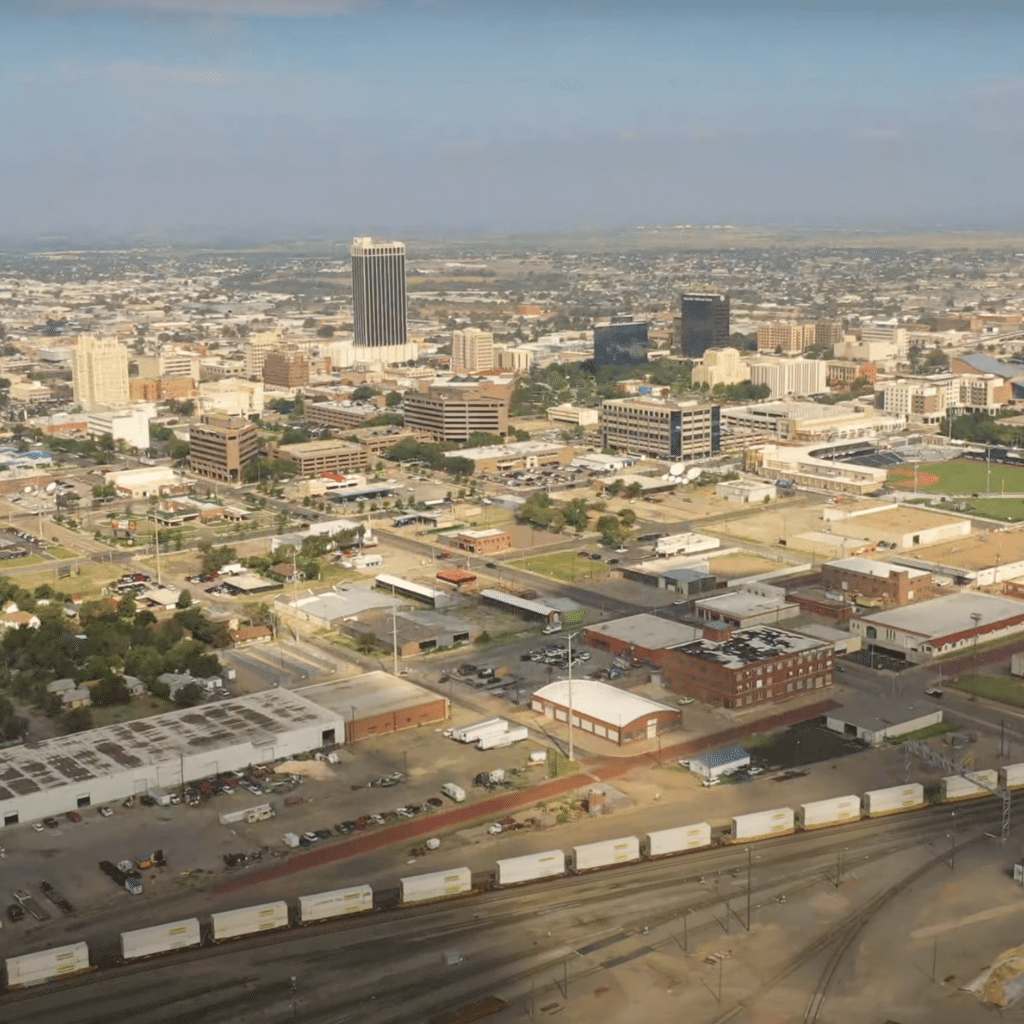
[31,822,44,832]
[6,904,24,922]
[313,829,333,841]
[65,810,82,822]
[43,817,59,829]
[98,806,114,817]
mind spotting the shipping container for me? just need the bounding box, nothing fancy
[941,770,998,802]
[495,850,566,886]
[120,919,202,961]
[400,867,472,904]
[797,795,862,830]
[478,727,529,750]
[730,807,795,843]
[862,783,925,817]
[642,823,713,858]
[210,901,290,942]
[6,942,91,989]
[1000,763,1024,791]
[450,718,507,744]
[569,836,641,872]
[298,885,373,924]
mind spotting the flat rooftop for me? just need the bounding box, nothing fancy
[826,556,929,579]
[853,591,1024,639]
[299,672,441,720]
[448,441,568,460]
[0,691,342,797]
[278,439,363,455]
[586,614,700,650]
[832,505,965,537]
[829,691,942,732]
[902,530,1024,573]
[695,590,793,617]
[675,625,828,669]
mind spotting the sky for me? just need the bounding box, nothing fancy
[2,0,1024,243]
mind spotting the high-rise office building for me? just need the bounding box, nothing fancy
[593,319,651,369]
[351,236,408,348]
[72,334,130,411]
[600,397,720,461]
[188,414,260,483]
[680,292,730,358]
[452,328,494,373]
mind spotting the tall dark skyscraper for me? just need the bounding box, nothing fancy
[350,236,408,348]
[593,318,651,369]
[680,291,730,358]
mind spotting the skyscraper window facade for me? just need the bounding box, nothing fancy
[350,236,408,348]
[680,292,730,358]
[593,319,651,369]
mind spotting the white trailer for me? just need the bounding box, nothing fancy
[478,726,529,750]
[450,718,507,744]
[6,943,91,989]
[120,919,202,961]
[941,770,999,802]
[797,795,862,830]
[730,807,795,843]
[642,823,712,858]
[298,885,373,924]
[570,836,641,872]
[210,901,290,942]
[862,783,925,817]
[496,850,566,886]
[1000,763,1024,791]
[400,867,472,904]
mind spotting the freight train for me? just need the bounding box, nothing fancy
[6,767,1017,991]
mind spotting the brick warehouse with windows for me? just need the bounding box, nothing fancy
[662,625,833,709]
[819,556,935,607]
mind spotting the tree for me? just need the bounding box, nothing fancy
[125,645,163,684]
[624,482,644,500]
[596,514,626,548]
[384,391,403,408]
[354,632,378,654]
[61,707,93,734]
[176,589,193,609]
[618,507,637,526]
[352,384,378,401]
[198,543,237,574]
[117,591,136,619]
[91,675,131,707]
[174,682,205,707]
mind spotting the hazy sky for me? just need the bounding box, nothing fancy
[3,0,1024,241]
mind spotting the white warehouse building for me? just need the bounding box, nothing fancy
[0,690,346,827]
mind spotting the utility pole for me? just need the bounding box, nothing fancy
[567,630,579,763]
[154,518,162,586]
[745,846,752,931]
[391,583,399,675]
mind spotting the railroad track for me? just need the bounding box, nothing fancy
[0,801,1002,1023]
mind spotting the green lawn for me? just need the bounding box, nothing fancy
[520,550,609,583]
[959,497,1024,522]
[949,674,1024,708]
[888,459,1024,495]
[48,546,80,560]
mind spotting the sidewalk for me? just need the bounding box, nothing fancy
[215,698,839,894]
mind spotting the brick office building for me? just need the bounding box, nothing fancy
[820,557,935,607]
[662,625,833,709]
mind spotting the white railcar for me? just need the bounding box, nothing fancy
[1000,763,1024,791]
[298,885,373,924]
[120,919,202,961]
[569,836,641,872]
[730,807,795,843]
[797,795,862,830]
[642,823,712,858]
[495,850,566,886]
[941,770,998,803]
[210,901,289,942]
[6,942,91,989]
[400,867,472,904]
[862,783,925,817]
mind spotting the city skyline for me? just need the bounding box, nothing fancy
[4,1,1024,242]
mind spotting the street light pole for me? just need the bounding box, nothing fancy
[745,846,752,931]
[567,630,579,763]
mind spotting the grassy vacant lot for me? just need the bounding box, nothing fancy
[888,458,1024,495]
[950,674,1024,708]
[91,695,177,728]
[521,550,610,583]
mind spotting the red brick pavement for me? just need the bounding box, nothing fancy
[215,698,839,894]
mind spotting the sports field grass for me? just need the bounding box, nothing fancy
[888,458,1024,495]
[521,550,610,583]
[958,497,1024,522]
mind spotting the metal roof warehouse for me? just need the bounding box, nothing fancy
[530,678,678,746]
[0,691,347,826]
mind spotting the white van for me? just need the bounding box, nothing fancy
[542,623,562,635]
[441,783,466,803]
